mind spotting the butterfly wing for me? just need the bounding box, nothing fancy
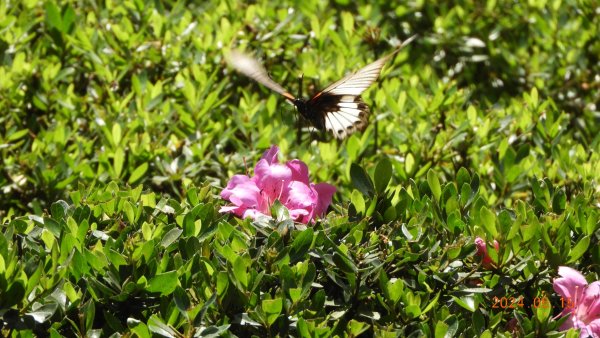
[307,53,393,139]
[307,36,416,139]
[307,93,370,139]
[226,50,296,101]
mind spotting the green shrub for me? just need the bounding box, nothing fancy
[1,0,598,336]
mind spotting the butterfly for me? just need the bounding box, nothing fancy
[227,36,415,139]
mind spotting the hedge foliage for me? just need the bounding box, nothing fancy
[0,0,598,337]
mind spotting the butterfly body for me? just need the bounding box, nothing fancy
[306,94,370,136]
[293,98,326,131]
[227,36,415,139]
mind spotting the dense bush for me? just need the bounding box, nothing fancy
[0,0,598,336]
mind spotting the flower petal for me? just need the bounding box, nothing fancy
[219,205,242,216]
[558,313,577,331]
[312,183,336,217]
[474,237,487,255]
[242,208,270,220]
[474,237,497,269]
[554,267,588,300]
[287,159,310,184]
[581,318,600,338]
[287,181,316,208]
[285,181,318,223]
[221,174,252,200]
[289,208,310,222]
[580,281,600,321]
[260,145,279,164]
[220,145,337,226]
[254,160,292,202]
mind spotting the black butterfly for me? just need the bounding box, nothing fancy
[227,36,415,139]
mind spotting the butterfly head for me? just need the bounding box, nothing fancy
[292,98,308,116]
[293,74,317,124]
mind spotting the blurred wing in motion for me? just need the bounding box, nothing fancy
[226,50,295,101]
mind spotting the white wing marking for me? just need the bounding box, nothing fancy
[323,98,369,139]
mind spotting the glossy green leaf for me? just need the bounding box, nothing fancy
[233,256,249,289]
[480,206,498,238]
[350,163,374,197]
[374,158,393,194]
[427,169,442,202]
[262,298,282,326]
[161,228,183,248]
[146,271,178,295]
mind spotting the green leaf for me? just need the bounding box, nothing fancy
[452,295,476,312]
[1,280,25,308]
[567,236,590,263]
[129,163,149,185]
[479,206,498,238]
[290,228,313,262]
[216,272,229,300]
[374,158,393,194]
[195,293,217,327]
[534,296,551,324]
[113,147,125,177]
[262,298,282,326]
[552,189,566,214]
[350,163,374,197]
[26,263,43,296]
[233,256,248,289]
[44,2,62,31]
[456,167,471,188]
[147,315,177,338]
[435,321,449,338]
[7,129,29,142]
[112,123,122,145]
[423,293,441,316]
[405,153,415,175]
[198,325,231,338]
[27,303,58,323]
[405,304,421,318]
[83,300,95,332]
[50,200,69,219]
[61,5,76,33]
[386,278,403,304]
[174,286,190,314]
[347,319,369,336]
[128,318,151,337]
[161,228,183,248]
[332,252,357,274]
[351,189,365,214]
[427,169,441,202]
[123,200,135,224]
[146,271,178,295]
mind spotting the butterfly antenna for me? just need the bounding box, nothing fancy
[296,74,304,144]
[297,74,303,99]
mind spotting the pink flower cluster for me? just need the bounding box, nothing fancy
[474,237,500,269]
[553,266,600,337]
[220,146,336,224]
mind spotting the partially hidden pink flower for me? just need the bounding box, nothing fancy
[220,145,336,224]
[553,266,600,337]
[474,237,499,269]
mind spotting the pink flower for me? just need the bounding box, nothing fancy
[553,266,600,337]
[220,145,336,224]
[474,237,499,269]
